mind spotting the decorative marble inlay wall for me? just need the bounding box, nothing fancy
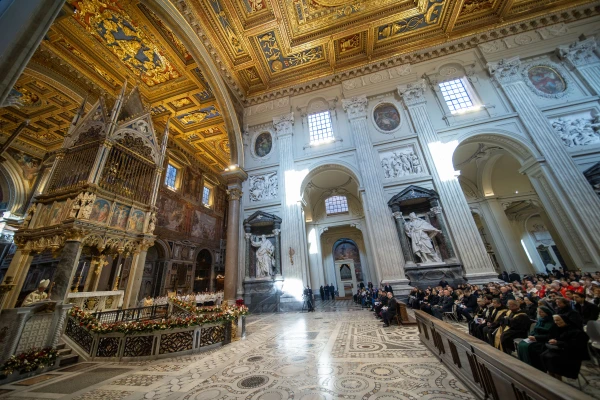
[16,314,53,353]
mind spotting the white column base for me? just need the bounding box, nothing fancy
[464,271,502,285]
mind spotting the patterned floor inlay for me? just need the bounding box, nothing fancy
[4,306,594,399]
[13,374,59,386]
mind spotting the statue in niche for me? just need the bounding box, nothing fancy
[405,212,442,263]
[251,234,275,277]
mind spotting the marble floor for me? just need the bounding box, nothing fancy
[0,300,476,400]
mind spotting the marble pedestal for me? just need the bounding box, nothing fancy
[243,278,282,313]
[404,262,465,289]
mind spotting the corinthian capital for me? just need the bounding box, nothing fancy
[557,38,599,68]
[487,56,522,85]
[397,79,427,106]
[273,113,294,137]
[227,188,243,201]
[342,95,368,119]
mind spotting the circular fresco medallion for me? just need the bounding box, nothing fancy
[527,66,566,95]
[254,132,273,157]
[373,103,400,132]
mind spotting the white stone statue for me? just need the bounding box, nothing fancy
[404,212,442,263]
[251,234,275,277]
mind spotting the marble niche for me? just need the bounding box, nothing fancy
[388,185,465,289]
[242,211,283,313]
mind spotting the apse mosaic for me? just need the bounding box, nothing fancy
[527,65,567,95]
[71,0,180,87]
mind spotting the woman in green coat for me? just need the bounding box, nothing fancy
[517,306,556,370]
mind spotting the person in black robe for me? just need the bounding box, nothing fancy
[329,284,336,300]
[319,285,325,301]
[324,285,329,300]
[523,296,538,320]
[469,297,489,337]
[482,298,507,345]
[497,300,531,354]
[541,314,590,380]
[420,289,439,315]
[554,297,583,328]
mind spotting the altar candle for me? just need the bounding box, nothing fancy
[79,262,86,277]
[116,263,122,277]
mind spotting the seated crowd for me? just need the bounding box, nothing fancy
[353,282,400,327]
[406,268,600,382]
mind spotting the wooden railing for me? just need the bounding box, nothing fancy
[92,304,168,324]
[414,310,593,400]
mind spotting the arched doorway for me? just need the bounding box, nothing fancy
[300,163,375,294]
[452,134,571,273]
[194,249,212,292]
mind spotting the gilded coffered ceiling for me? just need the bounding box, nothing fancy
[180,0,595,99]
[0,0,595,169]
[1,0,231,172]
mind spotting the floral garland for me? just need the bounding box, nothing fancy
[1,347,57,376]
[170,298,249,316]
[68,305,248,336]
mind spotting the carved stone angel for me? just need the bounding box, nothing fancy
[147,212,157,234]
[22,203,37,228]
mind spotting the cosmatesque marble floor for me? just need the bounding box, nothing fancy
[3,300,593,400]
[0,300,474,400]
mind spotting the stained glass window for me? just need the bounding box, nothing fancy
[202,186,211,206]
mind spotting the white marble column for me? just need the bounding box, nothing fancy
[341,96,410,293]
[488,57,600,270]
[397,81,498,283]
[273,113,309,298]
[557,38,600,95]
[474,199,534,276]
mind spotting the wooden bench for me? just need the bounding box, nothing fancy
[394,302,417,325]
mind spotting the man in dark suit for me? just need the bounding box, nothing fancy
[330,283,336,300]
[382,292,397,327]
[324,284,329,300]
[573,292,599,323]
[319,285,325,301]
[432,290,454,320]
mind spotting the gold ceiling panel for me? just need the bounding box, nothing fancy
[179,0,593,97]
[3,0,230,171]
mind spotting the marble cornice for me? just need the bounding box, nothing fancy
[242,5,600,107]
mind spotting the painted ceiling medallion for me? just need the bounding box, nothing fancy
[71,0,180,87]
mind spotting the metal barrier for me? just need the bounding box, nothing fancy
[92,304,168,324]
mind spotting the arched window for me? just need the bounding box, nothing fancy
[325,195,348,215]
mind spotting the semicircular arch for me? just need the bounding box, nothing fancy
[455,129,540,165]
[148,0,244,167]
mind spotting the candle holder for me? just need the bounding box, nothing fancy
[112,275,120,291]
[72,275,82,293]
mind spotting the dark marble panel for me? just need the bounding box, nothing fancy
[405,262,465,289]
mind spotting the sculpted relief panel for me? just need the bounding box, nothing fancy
[550,114,600,148]
[249,172,278,202]
[380,145,424,179]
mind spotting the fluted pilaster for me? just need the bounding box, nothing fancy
[488,57,600,269]
[557,38,600,95]
[398,81,498,282]
[273,113,309,293]
[342,96,410,291]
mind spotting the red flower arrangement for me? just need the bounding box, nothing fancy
[1,347,58,376]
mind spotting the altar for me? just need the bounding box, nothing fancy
[66,290,124,312]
